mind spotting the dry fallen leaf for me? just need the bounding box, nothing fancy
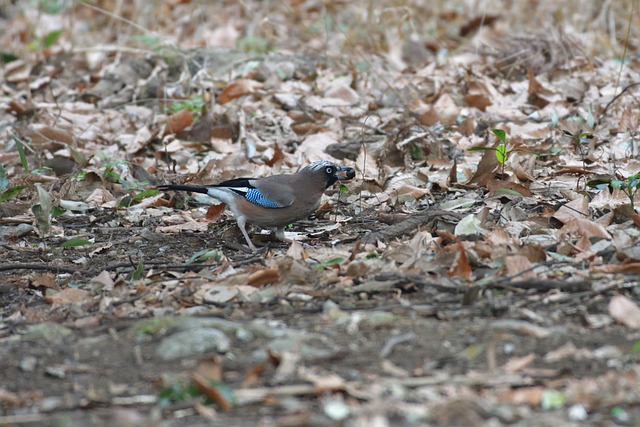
[609,295,640,329]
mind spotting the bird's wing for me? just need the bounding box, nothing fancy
[215,176,294,209]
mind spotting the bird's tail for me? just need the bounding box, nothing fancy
[157,184,209,194]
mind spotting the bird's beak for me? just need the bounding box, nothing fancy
[336,166,356,181]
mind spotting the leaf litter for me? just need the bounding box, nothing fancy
[1,1,640,426]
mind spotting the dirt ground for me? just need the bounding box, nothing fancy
[2,212,640,426]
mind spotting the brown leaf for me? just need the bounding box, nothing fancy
[504,255,535,281]
[194,356,224,382]
[164,108,193,136]
[418,93,459,126]
[464,93,492,111]
[31,273,59,290]
[45,288,90,308]
[218,79,262,104]
[292,122,326,136]
[609,295,640,329]
[486,179,533,197]
[596,262,640,275]
[189,371,233,411]
[266,144,284,167]
[467,149,499,186]
[503,353,536,372]
[553,197,589,224]
[177,112,213,144]
[447,242,472,279]
[206,203,227,221]
[248,268,279,287]
[242,363,267,388]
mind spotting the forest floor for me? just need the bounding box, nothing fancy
[1,1,640,426]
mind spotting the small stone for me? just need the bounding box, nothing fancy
[323,399,350,421]
[156,328,230,360]
[19,356,37,372]
[45,366,66,378]
[568,403,588,421]
[23,323,72,346]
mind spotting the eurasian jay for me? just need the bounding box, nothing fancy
[158,160,355,251]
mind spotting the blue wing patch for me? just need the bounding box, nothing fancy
[244,188,283,208]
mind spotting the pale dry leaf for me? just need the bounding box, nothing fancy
[46,288,90,308]
[503,353,536,373]
[609,295,640,329]
[504,255,535,281]
[552,197,589,224]
[296,132,340,164]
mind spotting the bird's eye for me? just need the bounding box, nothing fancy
[325,166,335,174]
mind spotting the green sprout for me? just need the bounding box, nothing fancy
[611,173,640,212]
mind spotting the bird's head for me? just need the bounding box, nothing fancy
[304,160,356,188]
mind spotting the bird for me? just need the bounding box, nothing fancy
[158,160,356,251]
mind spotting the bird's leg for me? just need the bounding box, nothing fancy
[274,226,286,241]
[236,217,257,251]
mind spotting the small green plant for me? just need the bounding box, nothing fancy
[157,382,202,407]
[28,29,63,51]
[61,238,92,248]
[611,173,640,212]
[102,164,121,183]
[131,260,144,281]
[168,96,205,115]
[0,185,27,202]
[237,36,271,54]
[587,173,640,213]
[312,257,345,271]
[493,129,508,176]
[468,128,510,177]
[188,249,222,264]
[12,136,29,171]
[337,183,349,194]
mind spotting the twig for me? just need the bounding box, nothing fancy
[597,81,640,128]
[0,264,89,274]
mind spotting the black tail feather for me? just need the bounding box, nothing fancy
[157,184,209,194]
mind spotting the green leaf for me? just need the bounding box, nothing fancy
[631,340,640,353]
[610,180,626,190]
[0,185,26,202]
[61,238,92,248]
[132,260,144,281]
[491,129,506,143]
[312,257,345,270]
[188,249,222,264]
[468,146,497,152]
[52,206,67,217]
[131,34,160,47]
[117,195,134,208]
[337,183,349,194]
[541,389,566,410]
[0,51,19,63]
[43,30,62,48]
[13,137,29,171]
[493,187,521,197]
[495,144,508,165]
[134,189,159,201]
[611,406,629,422]
[157,383,202,406]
